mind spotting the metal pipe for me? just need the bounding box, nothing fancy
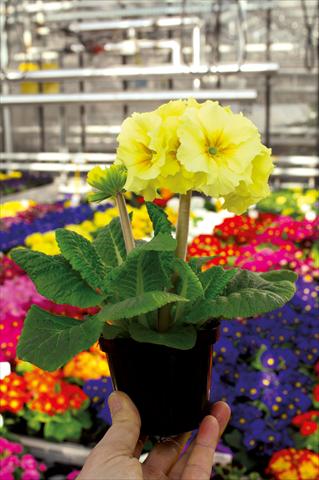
[0,152,115,162]
[0,0,13,153]
[0,89,258,106]
[2,63,279,82]
[68,16,201,33]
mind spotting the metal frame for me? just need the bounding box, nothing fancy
[0,89,258,106]
[2,63,279,82]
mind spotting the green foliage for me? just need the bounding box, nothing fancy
[199,266,237,299]
[259,269,298,282]
[11,248,103,307]
[97,291,187,323]
[93,216,128,267]
[56,228,106,291]
[105,249,172,301]
[138,232,176,251]
[173,259,204,322]
[146,202,173,235]
[185,269,296,324]
[17,306,103,371]
[188,256,218,274]
[129,322,197,349]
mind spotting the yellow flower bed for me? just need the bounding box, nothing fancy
[0,171,22,181]
[0,200,36,218]
[25,205,177,254]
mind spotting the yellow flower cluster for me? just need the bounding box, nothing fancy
[267,448,319,480]
[63,344,110,381]
[115,99,273,213]
[24,205,177,254]
[0,171,22,181]
[0,200,36,218]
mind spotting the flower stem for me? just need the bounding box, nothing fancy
[115,192,135,253]
[175,190,192,260]
[157,191,192,333]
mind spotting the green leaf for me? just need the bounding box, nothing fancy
[129,322,197,350]
[185,269,296,323]
[56,228,106,291]
[97,291,188,323]
[105,250,171,300]
[44,416,82,442]
[146,202,173,235]
[188,256,218,274]
[199,266,237,299]
[139,232,176,251]
[17,305,104,371]
[174,259,204,322]
[93,216,128,268]
[102,322,128,339]
[11,248,102,307]
[259,270,298,282]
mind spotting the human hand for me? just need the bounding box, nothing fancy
[78,391,231,480]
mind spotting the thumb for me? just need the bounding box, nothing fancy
[98,391,141,456]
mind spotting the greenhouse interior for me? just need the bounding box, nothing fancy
[0,0,319,479]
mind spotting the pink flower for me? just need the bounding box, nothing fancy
[67,470,80,480]
[21,470,40,480]
[38,464,46,472]
[20,454,37,470]
[0,472,14,480]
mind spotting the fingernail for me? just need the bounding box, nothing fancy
[108,392,122,416]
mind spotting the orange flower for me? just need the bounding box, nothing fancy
[267,449,319,480]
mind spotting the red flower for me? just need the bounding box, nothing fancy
[300,421,318,436]
[292,410,319,426]
[314,384,319,402]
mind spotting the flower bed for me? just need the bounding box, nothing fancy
[1,195,318,477]
[0,171,53,197]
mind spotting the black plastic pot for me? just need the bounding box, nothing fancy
[99,326,220,437]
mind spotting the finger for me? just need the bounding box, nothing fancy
[96,391,141,456]
[142,432,191,479]
[169,402,231,480]
[181,415,219,480]
[133,433,148,459]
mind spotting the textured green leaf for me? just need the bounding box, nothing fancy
[17,305,103,371]
[174,259,204,322]
[259,270,298,282]
[188,256,218,274]
[11,248,102,308]
[102,322,128,339]
[146,202,173,235]
[185,269,296,324]
[105,250,171,300]
[129,322,197,350]
[199,266,237,299]
[97,291,188,323]
[56,228,106,291]
[139,232,176,251]
[93,216,128,267]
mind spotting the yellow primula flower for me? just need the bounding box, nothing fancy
[114,99,273,212]
[177,101,262,196]
[222,145,273,214]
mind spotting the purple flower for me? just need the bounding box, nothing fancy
[260,349,281,370]
[83,377,113,425]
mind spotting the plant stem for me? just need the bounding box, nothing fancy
[175,190,192,260]
[115,192,135,253]
[157,191,192,333]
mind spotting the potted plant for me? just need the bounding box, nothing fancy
[11,99,297,437]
